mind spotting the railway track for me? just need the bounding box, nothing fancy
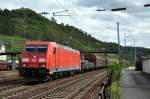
[0,78,24,93]
[0,84,24,92]
[31,70,107,99]
[65,73,107,99]
[0,78,23,86]
[0,69,107,99]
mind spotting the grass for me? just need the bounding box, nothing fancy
[0,35,28,60]
[111,82,122,99]
[108,62,124,81]
[108,62,124,99]
[0,35,25,51]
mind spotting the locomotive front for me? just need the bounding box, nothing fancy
[19,42,49,81]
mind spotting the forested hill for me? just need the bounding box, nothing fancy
[0,8,150,60]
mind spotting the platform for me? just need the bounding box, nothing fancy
[119,69,150,99]
[0,70,18,81]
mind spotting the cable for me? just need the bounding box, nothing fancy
[54,0,84,29]
[54,0,100,36]
[55,0,67,11]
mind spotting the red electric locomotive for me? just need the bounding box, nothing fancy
[19,42,81,81]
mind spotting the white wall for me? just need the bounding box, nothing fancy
[142,59,150,73]
[0,45,6,61]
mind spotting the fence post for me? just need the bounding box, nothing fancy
[99,77,111,99]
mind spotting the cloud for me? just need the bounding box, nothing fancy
[0,0,150,48]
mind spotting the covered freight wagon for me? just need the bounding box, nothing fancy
[84,53,106,67]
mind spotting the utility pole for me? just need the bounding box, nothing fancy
[23,11,27,41]
[96,7,126,61]
[24,24,26,41]
[133,39,137,65]
[117,22,121,60]
[124,33,126,58]
[11,38,14,51]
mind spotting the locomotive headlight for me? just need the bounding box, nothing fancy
[42,64,45,67]
[23,64,26,67]
[40,64,45,68]
[22,58,29,62]
[39,58,46,62]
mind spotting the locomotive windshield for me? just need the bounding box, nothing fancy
[26,46,36,53]
[37,46,47,53]
[25,45,47,53]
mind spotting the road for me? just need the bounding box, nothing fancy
[119,69,150,99]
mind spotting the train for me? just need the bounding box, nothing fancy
[0,61,11,70]
[19,42,115,81]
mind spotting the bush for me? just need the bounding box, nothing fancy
[108,62,124,81]
[111,82,122,99]
[107,62,124,99]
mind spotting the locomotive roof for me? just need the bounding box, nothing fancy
[25,42,80,53]
[58,44,80,53]
[25,42,50,45]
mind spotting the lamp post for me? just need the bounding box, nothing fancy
[96,9,106,12]
[111,7,126,60]
[11,37,14,51]
[96,7,126,60]
[53,10,70,17]
[39,12,49,15]
[116,22,121,59]
[126,36,137,65]
[124,33,127,59]
[40,10,70,19]
[111,7,126,11]
[133,39,137,65]
[144,4,150,7]
[24,24,27,41]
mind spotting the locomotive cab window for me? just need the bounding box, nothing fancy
[25,46,36,53]
[37,46,47,53]
[25,45,47,53]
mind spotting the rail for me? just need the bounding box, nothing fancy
[30,70,106,99]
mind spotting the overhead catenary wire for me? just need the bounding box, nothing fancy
[55,0,67,11]
[54,0,86,30]
[53,1,149,45]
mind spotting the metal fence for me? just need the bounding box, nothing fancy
[99,76,112,99]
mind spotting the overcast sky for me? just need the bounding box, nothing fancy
[1,0,150,48]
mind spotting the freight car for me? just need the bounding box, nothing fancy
[84,53,107,68]
[81,60,95,71]
[0,61,11,70]
[19,42,115,82]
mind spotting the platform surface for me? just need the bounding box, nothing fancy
[119,70,150,99]
[0,70,18,81]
